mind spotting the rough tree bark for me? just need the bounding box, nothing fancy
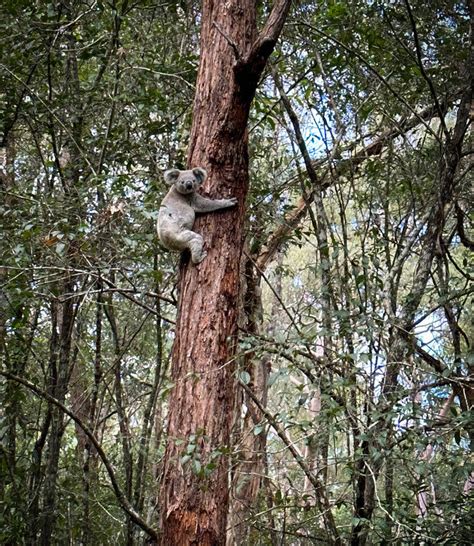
[158,2,292,544]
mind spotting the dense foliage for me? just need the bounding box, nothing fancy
[1,0,472,544]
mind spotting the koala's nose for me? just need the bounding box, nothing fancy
[186,182,193,190]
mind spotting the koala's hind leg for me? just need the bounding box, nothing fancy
[176,230,206,264]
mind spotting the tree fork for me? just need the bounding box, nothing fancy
[158,2,292,544]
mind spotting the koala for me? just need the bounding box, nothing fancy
[157,167,238,264]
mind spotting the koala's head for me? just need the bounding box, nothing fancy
[164,167,207,195]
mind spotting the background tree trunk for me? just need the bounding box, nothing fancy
[227,253,269,546]
[158,2,291,544]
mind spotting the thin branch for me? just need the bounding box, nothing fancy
[403,0,450,139]
[244,250,302,335]
[291,22,440,141]
[1,59,40,147]
[0,63,97,177]
[272,70,321,186]
[455,202,474,251]
[412,341,446,375]
[213,21,240,60]
[82,3,124,113]
[121,65,195,88]
[0,371,159,542]
[97,57,121,176]
[99,279,176,323]
[238,380,341,545]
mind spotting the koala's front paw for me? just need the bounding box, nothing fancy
[228,197,238,206]
[192,250,207,264]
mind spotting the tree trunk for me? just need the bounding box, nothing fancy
[158,2,291,544]
[40,292,77,545]
[227,254,270,546]
[415,392,454,518]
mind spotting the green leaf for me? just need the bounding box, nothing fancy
[239,371,251,385]
[253,424,264,436]
[267,372,279,387]
[180,455,191,466]
[192,459,202,475]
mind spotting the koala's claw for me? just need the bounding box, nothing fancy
[229,197,238,206]
[192,251,207,264]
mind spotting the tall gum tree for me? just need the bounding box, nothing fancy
[158,1,292,544]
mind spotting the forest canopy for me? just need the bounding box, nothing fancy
[1,0,473,544]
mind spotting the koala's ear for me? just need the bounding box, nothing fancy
[164,169,181,185]
[192,167,207,185]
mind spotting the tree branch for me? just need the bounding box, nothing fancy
[0,371,159,542]
[412,341,446,375]
[255,97,457,271]
[293,21,442,140]
[234,0,292,89]
[403,0,450,139]
[238,379,341,545]
[455,202,474,250]
[213,21,240,61]
[250,0,293,61]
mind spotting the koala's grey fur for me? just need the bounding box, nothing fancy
[157,167,237,264]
